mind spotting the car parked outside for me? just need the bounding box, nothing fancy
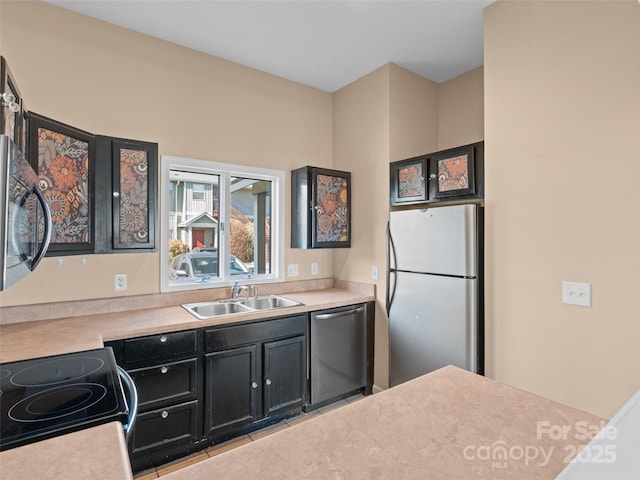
[170,252,249,280]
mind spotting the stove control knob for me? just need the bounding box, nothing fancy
[160,366,168,374]
[160,335,168,343]
[161,410,169,419]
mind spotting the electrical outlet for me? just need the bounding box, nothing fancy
[311,262,319,275]
[371,266,379,281]
[114,274,127,292]
[287,264,299,277]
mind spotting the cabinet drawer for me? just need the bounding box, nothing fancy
[128,358,199,411]
[131,400,199,457]
[124,330,197,365]
[205,315,307,352]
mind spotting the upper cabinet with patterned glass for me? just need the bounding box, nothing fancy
[28,112,95,255]
[291,166,351,249]
[389,142,484,207]
[95,136,158,252]
[389,155,428,206]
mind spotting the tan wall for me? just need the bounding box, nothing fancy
[484,0,640,418]
[332,64,391,388]
[333,63,481,388]
[438,67,484,150]
[0,1,334,306]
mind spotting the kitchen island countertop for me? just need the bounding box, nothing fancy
[0,366,606,479]
[164,365,605,480]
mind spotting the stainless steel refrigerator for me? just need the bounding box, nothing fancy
[386,204,483,387]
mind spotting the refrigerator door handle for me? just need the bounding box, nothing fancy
[386,221,398,316]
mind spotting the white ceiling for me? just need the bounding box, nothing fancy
[45,0,492,93]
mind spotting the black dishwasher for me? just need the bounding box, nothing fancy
[307,303,371,409]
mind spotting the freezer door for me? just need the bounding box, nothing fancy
[389,205,477,277]
[389,271,478,387]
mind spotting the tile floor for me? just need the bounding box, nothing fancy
[134,394,364,479]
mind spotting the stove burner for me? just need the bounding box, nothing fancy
[10,357,105,387]
[8,383,108,423]
[0,369,11,380]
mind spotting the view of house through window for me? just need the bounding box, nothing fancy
[164,160,279,289]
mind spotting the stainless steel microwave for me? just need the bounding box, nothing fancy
[0,134,51,290]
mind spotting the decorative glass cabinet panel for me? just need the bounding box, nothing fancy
[28,112,95,256]
[291,166,351,249]
[112,140,157,250]
[389,155,428,206]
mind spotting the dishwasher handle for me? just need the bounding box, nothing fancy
[313,306,365,320]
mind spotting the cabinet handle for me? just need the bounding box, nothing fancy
[112,191,120,198]
[265,378,272,386]
[160,335,168,343]
[161,410,169,419]
[160,366,168,374]
[251,382,258,389]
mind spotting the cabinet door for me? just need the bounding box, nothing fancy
[390,156,428,206]
[28,112,95,255]
[111,138,157,250]
[291,166,351,249]
[263,335,306,417]
[204,345,259,438]
[94,135,158,253]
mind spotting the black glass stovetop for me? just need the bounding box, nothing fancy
[0,347,129,451]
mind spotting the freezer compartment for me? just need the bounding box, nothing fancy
[389,271,479,387]
[388,205,478,277]
[309,305,367,406]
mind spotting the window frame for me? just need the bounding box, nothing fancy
[160,155,285,293]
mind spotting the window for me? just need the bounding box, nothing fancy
[160,155,284,292]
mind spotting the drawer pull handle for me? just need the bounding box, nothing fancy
[160,366,168,374]
[265,378,272,386]
[251,382,258,389]
[161,410,169,419]
[160,335,168,343]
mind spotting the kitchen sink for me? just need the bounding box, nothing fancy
[242,295,301,310]
[182,295,303,320]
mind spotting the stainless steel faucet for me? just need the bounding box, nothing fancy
[250,284,258,298]
[231,282,248,299]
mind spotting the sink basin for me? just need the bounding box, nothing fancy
[182,295,303,320]
[183,301,254,320]
[242,295,302,310]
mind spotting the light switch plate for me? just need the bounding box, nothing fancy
[287,264,299,277]
[562,281,591,307]
[371,266,379,281]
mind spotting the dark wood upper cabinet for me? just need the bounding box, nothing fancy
[28,112,95,256]
[389,155,428,206]
[95,135,158,253]
[390,141,484,207]
[291,166,351,249]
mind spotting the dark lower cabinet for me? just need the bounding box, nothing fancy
[131,400,199,460]
[106,330,203,473]
[263,335,306,416]
[204,345,259,438]
[106,308,370,472]
[203,315,307,444]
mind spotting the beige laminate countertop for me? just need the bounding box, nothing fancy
[0,287,374,363]
[164,366,606,480]
[0,421,133,480]
[0,286,373,480]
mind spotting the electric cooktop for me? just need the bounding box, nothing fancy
[0,347,129,451]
